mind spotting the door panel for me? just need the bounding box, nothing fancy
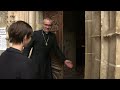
[43,11,64,79]
[43,11,63,49]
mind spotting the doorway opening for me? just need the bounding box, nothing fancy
[63,11,85,79]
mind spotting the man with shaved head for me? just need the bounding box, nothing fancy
[23,18,73,79]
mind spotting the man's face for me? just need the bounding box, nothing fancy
[43,19,52,33]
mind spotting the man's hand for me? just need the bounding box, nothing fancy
[64,60,73,69]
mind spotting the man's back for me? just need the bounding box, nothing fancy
[0,47,34,79]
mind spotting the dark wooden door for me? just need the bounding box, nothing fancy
[43,11,63,49]
[43,11,64,79]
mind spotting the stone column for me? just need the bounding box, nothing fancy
[25,11,29,23]
[91,11,101,79]
[114,11,120,78]
[14,11,26,21]
[10,11,42,31]
[85,11,92,79]
[35,11,40,30]
[100,11,109,79]
[29,11,36,31]
[39,11,43,30]
[85,11,120,79]
[106,11,116,79]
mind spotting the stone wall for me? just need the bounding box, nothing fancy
[85,11,120,79]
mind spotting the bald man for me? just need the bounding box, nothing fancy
[23,18,73,79]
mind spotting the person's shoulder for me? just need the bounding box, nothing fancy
[33,30,38,34]
[20,54,31,61]
[22,55,31,60]
[34,30,38,33]
[33,30,42,35]
[34,29,42,33]
[0,48,11,58]
[49,31,56,37]
[17,54,32,66]
[31,30,42,38]
[14,52,28,61]
[0,50,7,56]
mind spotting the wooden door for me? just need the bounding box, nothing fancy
[43,11,63,49]
[43,11,64,79]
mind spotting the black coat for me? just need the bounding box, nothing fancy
[23,30,67,79]
[0,47,35,79]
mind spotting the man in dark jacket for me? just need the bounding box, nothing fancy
[23,18,73,79]
[0,21,35,79]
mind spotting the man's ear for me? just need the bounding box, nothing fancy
[23,35,27,42]
[51,20,54,23]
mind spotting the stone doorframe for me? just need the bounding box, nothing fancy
[85,11,120,79]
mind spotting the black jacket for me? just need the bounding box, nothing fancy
[0,47,35,79]
[23,30,67,79]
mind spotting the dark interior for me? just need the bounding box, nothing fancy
[63,11,85,79]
